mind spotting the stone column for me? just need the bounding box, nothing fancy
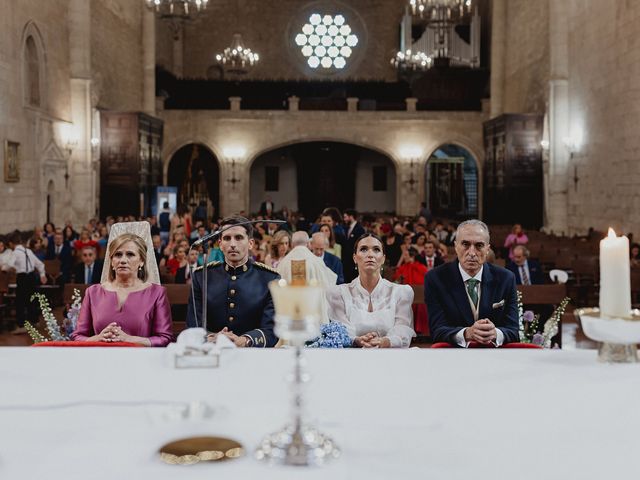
[490,0,506,118]
[229,97,242,111]
[405,97,417,112]
[347,97,359,112]
[143,6,156,115]
[545,0,570,235]
[288,96,300,111]
[68,0,94,224]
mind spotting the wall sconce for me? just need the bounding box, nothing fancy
[563,129,583,158]
[223,146,246,190]
[398,146,422,192]
[59,123,79,156]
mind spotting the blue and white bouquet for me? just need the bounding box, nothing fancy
[306,322,352,348]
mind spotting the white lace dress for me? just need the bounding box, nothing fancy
[326,277,416,348]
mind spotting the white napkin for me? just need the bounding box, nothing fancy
[167,327,237,357]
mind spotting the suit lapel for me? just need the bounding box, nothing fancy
[447,262,475,326]
[479,264,494,320]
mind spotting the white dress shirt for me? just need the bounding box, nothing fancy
[327,277,416,347]
[0,249,13,271]
[8,245,45,275]
[454,263,505,348]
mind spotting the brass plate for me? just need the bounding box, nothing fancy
[159,436,244,465]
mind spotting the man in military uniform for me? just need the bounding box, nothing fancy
[186,215,280,347]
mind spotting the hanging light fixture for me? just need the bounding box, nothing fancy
[145,0,209,37]
[391,49,432,71]
[215,33,259,75]
[409,0,472,22]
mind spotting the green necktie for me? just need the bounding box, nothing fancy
[466,279,479,308]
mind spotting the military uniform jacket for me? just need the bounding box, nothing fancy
[186,259,280,347]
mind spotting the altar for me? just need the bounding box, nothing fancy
[0,348,638,479]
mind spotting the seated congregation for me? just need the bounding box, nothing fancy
[0,205,597,348]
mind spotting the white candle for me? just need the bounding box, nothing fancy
[599,228,632,318]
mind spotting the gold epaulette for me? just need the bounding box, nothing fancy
[253,261,279,274]
[193,261,222,272]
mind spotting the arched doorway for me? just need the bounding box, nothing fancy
[167,144,219,219]
[250,142,396,219]
[425,144,478,219]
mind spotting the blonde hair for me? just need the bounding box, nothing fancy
[269,230,291,260]
[107,233,148,282]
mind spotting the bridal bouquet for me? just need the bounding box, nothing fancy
[25,289,83,343]
[306,322,352,348]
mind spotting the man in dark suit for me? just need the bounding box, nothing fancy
[423,240,444,270]
[259,196,275,217]
[45,231,73,283]
[72,245,103,284]
[310,232,344,284]
[342,209,365,283]
[186,215,279,347]
[425,220,519,346]
[506,245,544,285]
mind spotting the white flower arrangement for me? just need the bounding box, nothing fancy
[25,289,83,343]
[517,289,570,348]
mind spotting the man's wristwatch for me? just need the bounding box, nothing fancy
[242,335,253,347]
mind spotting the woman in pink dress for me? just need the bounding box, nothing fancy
[504,223,529,261]
[71,232,173,347]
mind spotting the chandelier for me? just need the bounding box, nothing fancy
[215,33,260,75]
[409,0,472,22]
[390,49,432,71]
[145,0,209,37]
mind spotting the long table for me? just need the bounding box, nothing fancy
[1,348,638,479]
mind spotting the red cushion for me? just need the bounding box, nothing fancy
[31,341,143,348]
[431,341,542,349]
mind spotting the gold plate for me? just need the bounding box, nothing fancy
[159,436,244,465]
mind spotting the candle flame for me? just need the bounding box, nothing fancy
[607,228,616,238]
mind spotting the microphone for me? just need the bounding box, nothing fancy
[191,219,287,246]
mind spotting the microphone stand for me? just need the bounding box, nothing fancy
[188,218,287,331]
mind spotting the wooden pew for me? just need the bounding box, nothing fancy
[164,284,191,336]
[516,284,567,305]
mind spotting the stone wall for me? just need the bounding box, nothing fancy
[160,108,486,218]
[501,0,550,114]
[0,0,71,231]
[91,0,144,111]
[177,0,406,80]
[565,0,640,235]
[0,0,148,231]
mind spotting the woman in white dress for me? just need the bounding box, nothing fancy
[326,233,416,348]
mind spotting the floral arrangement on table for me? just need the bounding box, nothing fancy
[306,322,353,348]
[517,290,571,348]
[25,289,83,343]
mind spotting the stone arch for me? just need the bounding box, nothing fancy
[21,21,47,109]
[247,137,400,172]
[166,143,221,217]
[249,140,397,218]
[424,141,482,220]
[163,138,224,182]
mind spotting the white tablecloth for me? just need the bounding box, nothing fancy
[1,348,639,479]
